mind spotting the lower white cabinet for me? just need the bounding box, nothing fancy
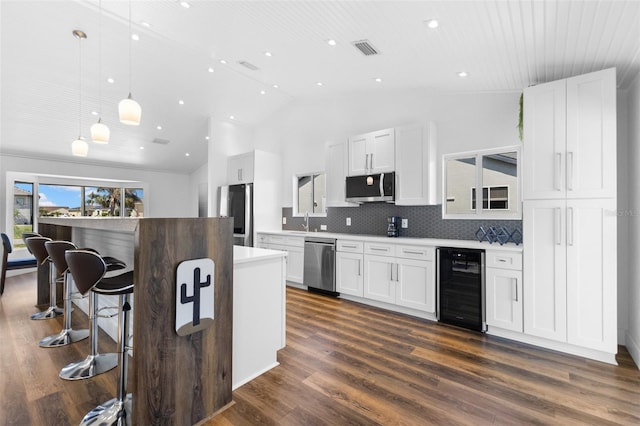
[256,233,304,284]
[485,250,523,332]
[362,243,435,314]
[336,240,364,297]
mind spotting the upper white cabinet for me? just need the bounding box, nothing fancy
[395,123,437,205]
[348,128,395,176]
[523,68,616,200]
[325,142,358,207]
[228,152,255,184]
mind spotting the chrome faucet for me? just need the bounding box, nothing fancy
[302,212,309,232]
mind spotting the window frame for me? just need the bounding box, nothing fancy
[292,171,327,217]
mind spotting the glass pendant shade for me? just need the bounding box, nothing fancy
[71,137,89,157]
[91,118,110,144]
[119,93,141,125]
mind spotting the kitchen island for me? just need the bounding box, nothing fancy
[37,217,287,423]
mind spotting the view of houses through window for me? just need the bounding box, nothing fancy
[12,182,144,247]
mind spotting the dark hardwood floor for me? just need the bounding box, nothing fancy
[2,272,639,425]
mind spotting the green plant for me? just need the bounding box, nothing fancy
[518,92,524,142]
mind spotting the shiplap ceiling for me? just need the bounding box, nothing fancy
[2,0,640,173]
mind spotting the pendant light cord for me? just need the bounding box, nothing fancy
[128,0,132,94]
[98,0,102,118]
[78,32,82,137]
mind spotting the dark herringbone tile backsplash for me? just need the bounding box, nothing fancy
[281,204,522,241]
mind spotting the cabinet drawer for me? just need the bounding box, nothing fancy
[486,250,522,270]
[364,242,396,256]
[285,236,305,247]
[396,245,434,261]
[268,235,286,245]
[337,240,364,253]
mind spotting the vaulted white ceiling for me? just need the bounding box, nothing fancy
[2,0,640,173]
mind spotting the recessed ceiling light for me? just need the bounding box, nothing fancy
[140,21,152,28]
[425,19,439,29]
[107,77,115,84]
[316,82,323,86]
[185,152,190,157]
[272,84,279,89]
[457,71,468,77]
[180,1,190,8]
[140,146,145,150]
[205,136,210,140]
[91,110,99,116]
[207,67,214,73]
[220,59,227,65]
[131,33,140,41]
[229,115,235,120]
[178,100,185,105]
[156,125,162,130]
[375,77,382,83]
[260,90,266,95]
[327,39,337,46]
[264,51,272,57]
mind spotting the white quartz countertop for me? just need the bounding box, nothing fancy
[234,245,288,264]
[257,230,523,252]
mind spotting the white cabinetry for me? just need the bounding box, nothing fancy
[227,152,254,184]
[522,68,617,361]
[348,128,395,176]
[336,240,364,297]
[395,122,437,205]
[256,233,304,284]
[325,142,358,207]
[363,242,435,314]
[523,68,616,200]
[485,250,523,333]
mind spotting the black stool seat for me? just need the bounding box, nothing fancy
[94,271,134,295]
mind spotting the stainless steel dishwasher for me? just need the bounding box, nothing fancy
[303,236,337,295]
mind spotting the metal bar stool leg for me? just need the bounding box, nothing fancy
[30,261,63,320]
[80,293,132,426]
[59,290,117,379]
[39,271,89,347]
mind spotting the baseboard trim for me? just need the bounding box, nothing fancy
[625,330,640,370]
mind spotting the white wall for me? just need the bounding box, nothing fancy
[254,88,521,207]
[625,72,640,367]
[1,154,195,229]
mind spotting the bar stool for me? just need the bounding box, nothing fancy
[26,236,63,320]
[65,250,133,425]
[60,253,127,380]
[38,241,89,347]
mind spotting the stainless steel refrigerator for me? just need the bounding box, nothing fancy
[217,183,253,246]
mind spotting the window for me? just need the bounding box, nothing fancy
[38,184,82,217]
[125,188,144,217]
[294,172,326,216]
[443,147,520,219]
[13,182,34,248]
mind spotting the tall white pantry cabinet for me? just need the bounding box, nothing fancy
[522,68,617,362]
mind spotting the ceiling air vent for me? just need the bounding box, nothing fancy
[152,138,170,145]
[237,60,260,71]
[352,39,379,56]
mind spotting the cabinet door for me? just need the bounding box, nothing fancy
[523,200,567,342]
[565,68,616,199]
[486,267,523,332]
[228,153,254,184]
[363,255,395,304]
[286,246,304,284]
[566,198,617,352]
[348,133,369,176]
[523,79,567,200]
[395,123,436,206]
[395,258,435,313]
[336,252,364,297]
[326,142,357,207]
[369,128,395,173]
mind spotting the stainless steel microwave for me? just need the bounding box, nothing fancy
[345,172,395,203]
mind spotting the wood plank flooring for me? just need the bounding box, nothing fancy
[2,272,639,425]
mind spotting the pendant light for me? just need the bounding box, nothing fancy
[91,0,109,143]
[118,0,141,125]
[71,29,89,157]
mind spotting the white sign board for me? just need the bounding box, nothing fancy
[175,258,215,336]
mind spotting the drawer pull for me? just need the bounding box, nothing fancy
[342,244,358,249]
[370,247,389,252]
[403,250,425,255]
[497,258,509,263]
